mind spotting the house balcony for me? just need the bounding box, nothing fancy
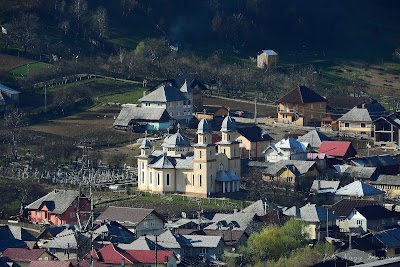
[278,108,296,114]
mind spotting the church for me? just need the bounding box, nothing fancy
[137,113,241,197]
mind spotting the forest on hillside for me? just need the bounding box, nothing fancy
[1,0,400,59]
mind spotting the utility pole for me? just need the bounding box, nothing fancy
[44,85,47,112]
[155,235,158,267]
[76,142,94,267]
[254,97,257,124]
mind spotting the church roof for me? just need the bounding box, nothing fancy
[162,131,191,148]
[221,115,236,132]
[197,118,213,134]
[139,137,152,149]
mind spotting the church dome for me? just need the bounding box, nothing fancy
[162,132,191,148]
[220,115,236,132]
[197,118,213,134]
[139,137,152,149]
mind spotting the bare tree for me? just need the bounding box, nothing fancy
[91,6,108,38]
[3,108,27,158]
[9,13,40,52]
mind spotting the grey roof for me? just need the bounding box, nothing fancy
[297,130,331,149]
[149,154,175,169]
[148,154,194,170]
[241,198,277,216]
[177,235,222,248]
[0,83,20,95]
[373,112,400,129]
[261,50,278,55]
[220,115,236,132]
[25,190,79,215]
[216,170,240,182]
[335,181,384,197]
[350,155,398,167]
[113,105,170,127]
[118,236,164,251]
[298,203,339,223]
[370,175,400,186]
[335,165,378,180]
[282,206,300,217]
[139,137,152,149]
[42,229,89,250]
[338,101,386,122]
[335,249,377,264]
[374,228,400,248]
[151,230,181,249]
[355,256,400,267]
[310,180,340,194]
[93,221,136,244]
[197,118,213,134]
[0,225,37,241]
[264,138,309,154]
[162,132,191,148]
[264,160,316,176]
[139,84,188,103]
[95,206,166,227]
[205,212,256,231]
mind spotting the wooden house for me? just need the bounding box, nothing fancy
[277,85,327,126]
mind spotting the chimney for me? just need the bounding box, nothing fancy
[317,180,321,190]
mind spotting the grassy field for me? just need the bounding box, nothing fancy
[10,62,51,80]
[95,86,144,104]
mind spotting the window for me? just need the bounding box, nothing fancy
[166,174,171,186]
[141,171,145,184]
[199,175,202,187]
[320,103,323,108]
[36,211,41,217]
[360,123,366,128]
[204,136,207,143]
[157,173,161,186]
[185,174,188,185]
[200,248,208,254]
[344,122,350,128]
[149,172,153,185]
[192,175,195,186]
[199,150,202,159]
[218,248,222,254]
[311,104,314,109]
[234,149,236,157]
[199,164,202,170]
[70,212,75,218]
[141,162,144,169]
[357,220,363,226]
[228,134,231,141]
[209,150,212,157]
[395,248,400,255]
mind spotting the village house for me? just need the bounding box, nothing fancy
[283,203,339,241]
[373,112,400,147]
[334,164,379,182]
[95,206,166,237]
[374,228,400,258]
[329,199,379,233]
[263,160,320,190]
[24,189,90,226]
[350,155,399,175]
[263,137,310,163]
[298,129,332,151]
[139,83,193,125]
[346,205,399,233]
[137,114,241,197]
[257,50,278,68]
[194,105,228,126]
[236,125,274,160]
[318,141,357,163]
[370,174,400,199]
[277,85,327,126]
[308,180,341,204]
[334,180,385,205]
[2,248,56,267]
[205,212,262,234]
[338,100,386,138]
[113,104,171,131]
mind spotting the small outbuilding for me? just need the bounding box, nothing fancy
[257,50,278,68]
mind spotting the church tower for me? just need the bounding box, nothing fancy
[217,109,241,176]
[193,115,216,196]
[137,134,153,191]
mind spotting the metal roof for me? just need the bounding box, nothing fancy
[25,190,80,215]
[161,132,191,148]
[370,175,400,186]
[374,228,400,248]
[0,83,20,95]
[310,180,340,194]
[139,84,188,103]
[299,203,339,223]
[261,50,278,55]
[177,234,222,248]
[197,118,213,134]
[335,181,384,197]
[220,115,236,132]
[264,160,316,176]
[206,212,257,231]
[216,170,240,182]
[339,101,386,122]
[113,105,170,127]
[298,130,331,149]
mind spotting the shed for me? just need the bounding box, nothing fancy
[257,50,278,68]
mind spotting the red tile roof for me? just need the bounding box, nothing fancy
[29,261,73,267]
[3,248,48,262]
[318,141,355,157]
[97,244,134,264]
[127,250,174,264]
